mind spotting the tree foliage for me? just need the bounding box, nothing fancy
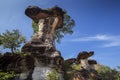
[71,64,81,71]
[0,29,26,53]
[32,21,38,33]
[47,69,59,80]
[0,71,17,80]
[54,13,75,43]
[32,11,75,43]
[97,66,120,80]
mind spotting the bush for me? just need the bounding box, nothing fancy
[97,66,120,80]
[71,64,81,71]
[47,69,59,80]
[0,71,17,80]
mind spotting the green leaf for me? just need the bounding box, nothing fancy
[0,29,26,53]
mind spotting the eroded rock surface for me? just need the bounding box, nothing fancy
[23,5,64,66]
[22,6,65,80]
[64,51,100,80]
[0,6,100,80]
[0,6,65,80]
[72,69,101,80]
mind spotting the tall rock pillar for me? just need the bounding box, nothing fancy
[21,6,65,80]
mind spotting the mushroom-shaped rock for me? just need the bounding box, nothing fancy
[77,51,94,61]
[22,6,65,54]
[25,6,65,29]
[0,6,67,80]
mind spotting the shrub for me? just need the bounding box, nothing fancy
[47,69,59,80]
[0,71,17,80]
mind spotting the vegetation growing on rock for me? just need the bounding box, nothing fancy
[47,69,59,80]
[0,6,120,80]
[0,71,17,80]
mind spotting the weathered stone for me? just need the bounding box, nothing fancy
[65,58,76,65]
[20,6,65,80]
[72,69,101,80]
[0,54,34,80]
[25,6,64,29]
[88,59,97,70]
[77,51,94,60]
[22,6,65,56]
[88,59,97,65]
[80,59,89,69]
[0,5,100,80]
[76,51,95,70]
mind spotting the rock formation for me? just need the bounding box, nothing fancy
[0,6,65,80]
[76,51,95,70]
[63,51,100,80]
[0,6,101,80]
[72,69,101,80]
[22,6,65,53]
[88,59,97,70]
[74,51,100,80]
[64,58,76,65]
[22,6,65,80]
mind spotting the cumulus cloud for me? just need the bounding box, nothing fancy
[71,34,120,47]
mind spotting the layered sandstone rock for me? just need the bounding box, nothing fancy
[64,58,76,65]
[0,5,100,80]
[22,5,65,67]
[88,59,97,70]
[63,51,99,80]
[76,51,95,70]
[0,6,65,80]
[72,69,101,80]
[22,6,65,59]
[21,6,65,80]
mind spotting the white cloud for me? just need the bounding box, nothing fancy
[71,34,120,47]
[103,41,120,47]
[71,34,110,41]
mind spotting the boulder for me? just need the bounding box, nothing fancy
[72,69,101,80]
[88,59,97,65]
[65,58,76,65]
[77,51,94,63]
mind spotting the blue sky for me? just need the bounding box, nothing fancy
[0,0,120,68]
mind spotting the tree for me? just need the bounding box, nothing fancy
[0,29,26,54]
[97,66,120,80]
[54,13,75,43]
[32,11,75,43]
